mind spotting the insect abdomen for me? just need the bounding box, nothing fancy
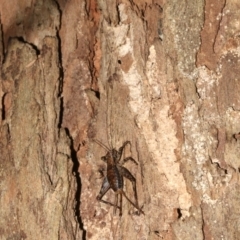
[107,165,123,191]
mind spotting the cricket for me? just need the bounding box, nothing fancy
[94,139,144,216]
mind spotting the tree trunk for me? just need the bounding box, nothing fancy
[1,0,240,239]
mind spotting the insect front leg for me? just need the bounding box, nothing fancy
[118,141,131,151]
[118,166,144,215]
[101,155,107,162]
[96,177,120,209]
[116,141,131,163]
[97,167,106,179]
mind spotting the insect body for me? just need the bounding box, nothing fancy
[95,140,144,216]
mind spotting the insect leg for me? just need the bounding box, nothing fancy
[118,166,144,215]
[113,190,123,216]
[96,177,110,201]
[97,167,106,179]
[101,156,107,162]
[118,141,131,154]
[116,141,131,163]
[113,193,118,215]
[97,177,120,209]
[119,191,123,216]
[122,156,138,166]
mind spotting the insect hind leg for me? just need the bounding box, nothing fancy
[114,191,123,216]
[119,166,144,215]
[97,177,120,210]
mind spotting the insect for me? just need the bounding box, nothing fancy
[95,139,144,216]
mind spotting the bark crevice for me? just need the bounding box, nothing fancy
[65,128,86,240]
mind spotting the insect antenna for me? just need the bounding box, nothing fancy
[93,139,110,152]
[106,75,115,152]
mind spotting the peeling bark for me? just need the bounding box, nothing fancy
[1,0,240,239]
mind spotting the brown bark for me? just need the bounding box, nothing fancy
[1,0,240,239]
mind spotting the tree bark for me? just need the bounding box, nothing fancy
[1,0,240,240]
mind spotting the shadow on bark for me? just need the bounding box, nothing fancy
[65,128,86,240]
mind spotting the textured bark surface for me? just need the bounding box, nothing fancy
[1,0,240,239]
[0,1,81,239]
